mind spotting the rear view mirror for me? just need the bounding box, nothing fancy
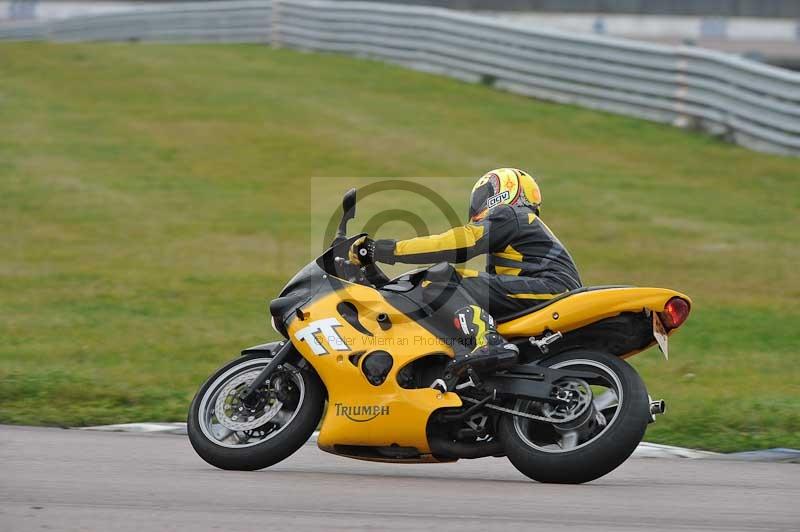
[335,188,357,241]
[342,188,357,220]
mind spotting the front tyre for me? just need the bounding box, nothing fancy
[188,353,325,471]
[499,351,650,484]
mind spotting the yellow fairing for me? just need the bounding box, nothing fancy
[286,282,461,457]
[497,287,692,357]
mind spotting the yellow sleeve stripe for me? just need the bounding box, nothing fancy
[455,268,480,278]
[495,266,523,276]
[507,292,561,300]
[495,244,524,262]
[394,224,485,257]
[528,213,537,224]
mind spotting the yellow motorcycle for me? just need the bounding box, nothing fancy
[188,189,691,483]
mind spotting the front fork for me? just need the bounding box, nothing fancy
[241,340,294,404]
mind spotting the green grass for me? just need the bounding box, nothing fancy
[1,43,799,451]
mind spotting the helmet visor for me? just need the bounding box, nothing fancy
[469,181,494,222]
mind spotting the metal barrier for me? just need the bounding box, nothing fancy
[2,0,799,156]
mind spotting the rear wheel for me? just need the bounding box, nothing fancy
[499,351,650,484]
[188,353,325,471]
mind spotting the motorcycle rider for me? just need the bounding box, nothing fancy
[350,168,582,385]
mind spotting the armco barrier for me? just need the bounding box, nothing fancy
[2,0,799,156]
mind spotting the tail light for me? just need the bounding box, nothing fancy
[660,297,690,330]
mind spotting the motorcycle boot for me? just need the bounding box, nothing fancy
[444,305,518,385]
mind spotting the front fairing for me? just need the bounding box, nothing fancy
[269,260,327,337]
[279,260,326,300]
[269,235,365,337]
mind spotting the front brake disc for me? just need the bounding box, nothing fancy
[214,369,283,432]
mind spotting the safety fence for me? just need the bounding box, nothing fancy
[2,0,799,156]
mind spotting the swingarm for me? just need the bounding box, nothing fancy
[482,364,597,403]
[441,363,599,425]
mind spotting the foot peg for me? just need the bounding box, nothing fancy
[455,372,480,390]
[446,346,518,379]
[529,331,563,354]
[432,369,483,393]
[443,344,519,391]
[430,379,448,393]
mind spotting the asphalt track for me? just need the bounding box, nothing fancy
[1,425,797,532]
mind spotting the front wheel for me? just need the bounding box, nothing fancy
[188,353,325,470]
[499,351,650,484]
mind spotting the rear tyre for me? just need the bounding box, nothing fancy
[188,353,325,471]
[498,351,650,484]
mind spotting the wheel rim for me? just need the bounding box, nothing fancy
[513,359,623,454]
[197,358,305,449]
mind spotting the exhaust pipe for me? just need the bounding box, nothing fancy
[649,399,666,423]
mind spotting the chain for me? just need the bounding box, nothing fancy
[460,396,575,424]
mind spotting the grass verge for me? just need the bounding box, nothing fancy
[1,43,798,451]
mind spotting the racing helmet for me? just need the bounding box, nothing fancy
[468,168,541,222]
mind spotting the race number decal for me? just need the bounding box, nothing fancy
[294,317,349,355]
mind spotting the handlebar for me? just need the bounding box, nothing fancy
[328,235,389,288]
[333,256,368,285]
